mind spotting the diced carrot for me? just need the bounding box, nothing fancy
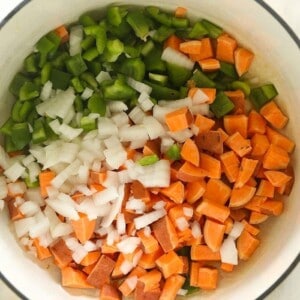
[245,195,267,212]
[216,35,237,63]
[156,250,183,278]
[50,239,73,269]
[176,161,207,182]
[230,209,248,221]
[223,114,248,138]
[249,211,269,224]
[39,170,55,198]
[164,34,183,51]
[266,126,295,153]
[224,90,245,115]
[264,170,292,187]
[54,25,69,43]
[71,213,96,244]
[82,263,97,275]
[203,178,231,205]
[138,269,162,291]
[160,274,185,300]
[203,218,226,252]
[90,171,107,185]
[7,199,24,221]
[189,37,214,61]
[143,139,160,156]
[185,180,206,203]
[179,256,189,274]
[198,58,220,71]
[196,201,230,223]
[237,230,260,260]
[263,144,290,170]
[225,132,252,157]
[138,247,164,269]
[196,130,223,155]
[259,200,283,216]
[241,220,260,236]
[190,262,201,287]
[251,133,270,157]
[87,255,115,288]
[194,114,215,133]
[200,152,221,179]
[160,181,185,204]
[235,158,259,188]
[180,40,202,54]
[137,229,160,254]
[61,267,94,289]
[224,217,234,234]
[221,263,234,272]
[165,107,193,132]
[200,88,216,104]
[191,244,221,261]
[216,127,229,142]
[220,151,240,183]
[101,284,122,300]
[246,177,257,187]
[248,110,267,135]
[180,138,200,166]
[33,238,52,260]
[131,180,151,202]
[234,47,254,77]
[175,6,187,18]
[256,179,274,198]
[229,185,256,208]
[81,251,101,267]
[152,216,179,253]
[260,101,288,129]
[198,267,218,290]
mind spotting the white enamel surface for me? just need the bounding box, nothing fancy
[0,0,299,300]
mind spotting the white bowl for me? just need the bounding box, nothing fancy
[0,0,299,299]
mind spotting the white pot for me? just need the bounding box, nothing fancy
[0,1,299,299]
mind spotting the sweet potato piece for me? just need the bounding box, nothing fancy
[61,267,94,289]
[203,178,231,205]
[156,250,183,278]
[229,185,256,208]
[185,180,206,203]
[134,281,161,300]
[191,245,221,261]
[203,219,226,252]
[138,269,162,292]
[248,110,267,135]
[220,151,240,183]
[160,181,185,204]
[237,230,260,260]
[159,274,185,300]
[263,144,290,170]
[216,35,237,63]
[200,153,221,179]
[196,130,223,155]
[87,255,115,288]
[101,283,122,300]
[224,90,245,115]
[198,267,218,290]
[165,107,193,132]
[180,138,200,166]
[194,114,215,133]
[225,132,252,157]
[223,114,248,138]
[152,216,178,253]
[196,201,230,223]
[260,101,288,129]
[50,239,73,268]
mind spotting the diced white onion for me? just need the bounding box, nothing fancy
[177,289,188,296]
[126,197,146,212]
[104,147,127,170]
[73,246,88,264]
[52,223,73,238]
[19,201,40,217]
[152,201,165,210]
[7,182,27,196]
[119,125,149,142]
[153,105,176,124]
[125,276,138,290]
[127,77,152,94]
[111,112,129,127]
[14,217,36,237]
[129,139,148,150]
[0,200,5,211]
[192,89,209,104]
[96,71,111,83]
[46,197,79,221]
[108,101,128,113]
[128,106,146,124]
[83,240,98,252]
[229,221,245,240]
[81,87,94,100]
[29,213,50,238]
[117,237,141,254]
[175,217,189,231]
[0,177,8,199]
[120,260,133,275]
[117,213,126,235]
[4,162,26,182]
[158,97,192,108]
[160,136,175,154]
[48,119,61,135]
[40,81,53,101]
[134,208,166,230]
[93,186,119,205]
[161,47,194,70]
[0,145,11,169]
[69,25,83,56]
[59,123,83,141]
[168,129,193,143]
[189,103,210,116]
[183,207,193,218]
[191,220,202,239]
[142,116,165,140]
[220,236,238,265]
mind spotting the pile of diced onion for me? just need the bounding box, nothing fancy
[0,77,243,271]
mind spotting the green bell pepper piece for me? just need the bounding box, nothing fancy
[107,6,127,27]
[11,122,31,150]
[102,79,136,100]
[32,118,47,144]
[126,11,151,40]
[41,62,52,84]
[152,26,175,43]
[80,116,97,131]
[50,68,72,90]
[210,91,235,118]
[166,63,192,88]
[9,73,29,97]
[145,81,180,100]
[80,72,98,90]
[0,118,15,136]
[166,144,181,160]
[191,70,216,88]
[19,82,40,101]
[201,19,223,38]
[138,154,159,166]
[231,81,251,96]
[79,14,97,26]
[88,93,106,116]
[65,54,88,76]
[119,58,146,81]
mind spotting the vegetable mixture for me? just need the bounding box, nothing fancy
[0,5,295,299]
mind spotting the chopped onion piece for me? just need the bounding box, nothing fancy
[229,221,245,240]
[7,182,27,196]
[160,136,175,154]
[134,208,166,230]
[143,116,165,140]
[59,123,83,141]
[191,220,202,239]
[177,289,188,296]
[102,171,120,188]
[4,161,26,182]
[111,112,130,127]
[0,145,11,169]
[52,223,73,238]
[127,77,152,94]
[46,197,79,221]
[220,236,238,265]
[96,71,111,83]
[120,260,133,275]
[153,105,176,124]
[93,186,119,205]
[168,129,193,143]
[159,97,192,108]
[40,81,53,101]
[126,197,146,212]
[119,125,149,142]
[117,213,126,235]
[104,148,127,170]
[118,169,132,184]
[101,185,125,228]
[128,106,146,124]
[152,201,165,210]
[83,241,98,252]
[117,237,141,254]
[76,198,111,219]
[183,207,193,218]
[81,87,94,100]
[0,177,8,199]
[189,103,210,116]
[108,101,128,113]
[0,200,5,211]
[161,47,194,70]
[72,246,88,264]
[192,89,209,104]
[69,25,83,56]
[14,217,36,237]
[48,119,61,135]
[29,213,50,238]
[175,217,189,231]
[25,188,44,206]
[129,139,148,150]
[19,201,40,217]
[125,276,138,291]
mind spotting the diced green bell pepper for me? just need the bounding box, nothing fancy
[138,154,159,166]
[19,82,40,101]
[65,54,87,76]
[102,79,136,100]
[166,144,181,160]
[11,122,31,150]
[210,91,235,118]
[50,68,72,90]
[88,93,106,115]
[119,58,146,81]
